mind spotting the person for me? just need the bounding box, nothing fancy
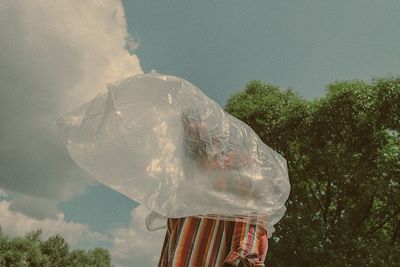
[156,111,269,267]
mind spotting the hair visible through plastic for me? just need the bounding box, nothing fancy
[56,72,291,237]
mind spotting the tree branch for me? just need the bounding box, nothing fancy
[392,219,400,244]
[365,207,400,236]
[323,177,333,226]
[306,182,325,220]
[354,190,377,229]
[331,197,343,227]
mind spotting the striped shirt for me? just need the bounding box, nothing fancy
[158,216,268,267]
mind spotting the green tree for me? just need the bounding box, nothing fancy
[224,76,400,266]
[40,234,69,267]
[89,247,112,266]
[66,247,112,267]
[0,229,50,267]
[0,227,112,267]
[66,249,92,267]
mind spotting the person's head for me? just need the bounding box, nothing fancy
[181,109,208,162]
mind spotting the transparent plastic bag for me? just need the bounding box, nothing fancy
[56,73,290,237]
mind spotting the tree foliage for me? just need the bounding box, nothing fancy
[224,76,400,266]
[0,227,112,267]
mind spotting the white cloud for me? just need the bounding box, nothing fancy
[126,34,140,53]
[0,188,8,198]
[0,201,108,247]
[0,0,142,111]
[0,0,142,219]
[8,195,63,220]
[110,206,166,267]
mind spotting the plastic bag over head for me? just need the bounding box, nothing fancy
[56,73,291,237]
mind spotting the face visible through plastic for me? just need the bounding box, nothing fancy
[181,110,254,199]
[181,110,207,162]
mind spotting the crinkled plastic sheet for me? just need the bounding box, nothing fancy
[56,73,290,237]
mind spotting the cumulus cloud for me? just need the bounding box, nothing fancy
[0,188,8,198]
[8,195,63,220]
[0,201,108,247]
[110,206,166,267]
[0,0,142,219]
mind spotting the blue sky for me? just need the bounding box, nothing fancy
[1,1,400,266]
[123,0,400,106]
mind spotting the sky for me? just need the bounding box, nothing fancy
[1,0,400,266]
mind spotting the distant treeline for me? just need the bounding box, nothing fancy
[0,227,112,267]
